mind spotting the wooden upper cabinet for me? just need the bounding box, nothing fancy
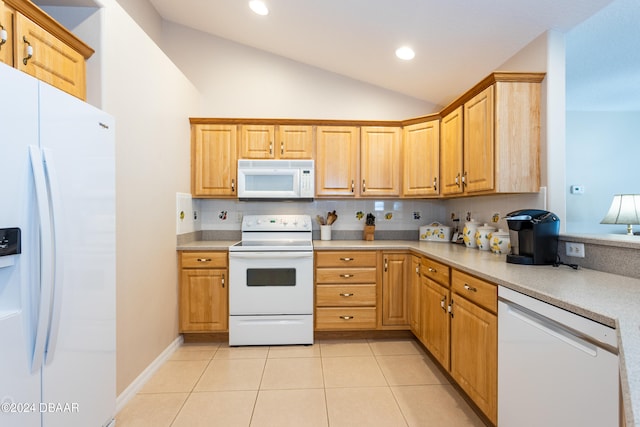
[403,119,440,197]
[13,7,89,100]
[316,126,359,197]
[191,124,238,197]
[360,126,402,197]
[239,125,275,159]
[0,1,14,66]
[239,125,313,159]
[279,125,313,159]
[440,106,464,196]
[464,86,494,193]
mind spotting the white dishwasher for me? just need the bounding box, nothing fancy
[498,286,619,427]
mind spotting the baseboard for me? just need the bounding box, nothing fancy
[115,335,184,414]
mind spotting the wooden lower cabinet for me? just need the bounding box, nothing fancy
[408,256,421,335]
[315,250,377,330]
[450,269,497,425]
[420,276,450,370]
[179,251,228,332]
[381,252,409,327]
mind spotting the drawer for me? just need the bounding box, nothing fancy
[181,251,227,269]
[421,257,450,286]
[316,251,377,268]
[316,307,376,330]
[451,269,497,313]
[316,284,376,306]
[316,268,376,284]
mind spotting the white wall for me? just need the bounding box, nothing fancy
[566,111,640,233]
[159,22,435,120]
[49,0,201,396]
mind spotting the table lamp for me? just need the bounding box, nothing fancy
[600,194,640,235]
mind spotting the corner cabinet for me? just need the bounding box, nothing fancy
[191,123,238,197]
[403,119,440,197]
[441,73,544,196]
[3,0,93,100]
[179,251,228,332]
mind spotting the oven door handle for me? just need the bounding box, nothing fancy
[229,252,313,259]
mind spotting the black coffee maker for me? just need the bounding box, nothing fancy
[505,209,560,265]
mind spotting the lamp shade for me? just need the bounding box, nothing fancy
[600,194,640,234]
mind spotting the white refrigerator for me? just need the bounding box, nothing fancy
[0,63,115,427]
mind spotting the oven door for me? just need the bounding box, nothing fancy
[229,251,313,315]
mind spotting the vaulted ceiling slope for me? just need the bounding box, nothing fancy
[147,0,615,107]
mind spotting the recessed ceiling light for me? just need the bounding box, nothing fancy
[249,0,269,16]
[395,46,415,61]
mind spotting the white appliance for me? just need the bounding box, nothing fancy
[237,159,314,200]
[498,286,619,427]
[0,63,115,427]
[228,215,313,346]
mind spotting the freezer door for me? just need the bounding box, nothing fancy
[0,62,41,427]
[38,82,116,427]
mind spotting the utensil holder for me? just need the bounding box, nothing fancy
[320,225,332,241]
[363,225,375,241]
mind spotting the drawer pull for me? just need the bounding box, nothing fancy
[340,274,353,278]
[23,36,33,66]
[197,258,212,262]
[339,293,354,297]
[464,284,478,292]
[440,296,447,311]
[0,24,7,47]
[339,316,354,320]
[428,267,437,273]
[340,257,353,261]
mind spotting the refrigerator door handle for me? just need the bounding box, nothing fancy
[29,145,55,373]
[42,148,64,365]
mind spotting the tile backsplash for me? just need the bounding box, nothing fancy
[178,188,548,239]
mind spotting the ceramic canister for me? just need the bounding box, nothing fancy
[489,229,511,254]
[462,219,479,248]
[475,223,496,251]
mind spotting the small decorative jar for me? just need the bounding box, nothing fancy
[475,224,496,251]
[462,219,479,248]
[489,229,511,254]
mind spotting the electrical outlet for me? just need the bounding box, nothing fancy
[566,242,585,258]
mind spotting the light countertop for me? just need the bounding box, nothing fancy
[178,238,640,426]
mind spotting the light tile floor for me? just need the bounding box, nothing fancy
[116,338,486,427]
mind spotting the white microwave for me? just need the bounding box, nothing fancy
[237,159,315,200]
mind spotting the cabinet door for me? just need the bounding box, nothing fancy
[239,125,275,158]
[381,253,409,326]
[315,126,359,197]
[191,124,238,197]
[180,269,228,332]
[403,120,439,197]
[450,294,497,424]
[15,12,86,99]
[420,277,450,370]
[0,2,13,66]
[440,106,464,196]
[360,126,401,197]
[464,86,494,193]
[408,256,421,336]
[279,125,313,159]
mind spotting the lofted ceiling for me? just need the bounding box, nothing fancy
[37,0,639,110]
[145,0,616,107]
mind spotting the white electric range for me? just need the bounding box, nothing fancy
[228,214,313,346]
